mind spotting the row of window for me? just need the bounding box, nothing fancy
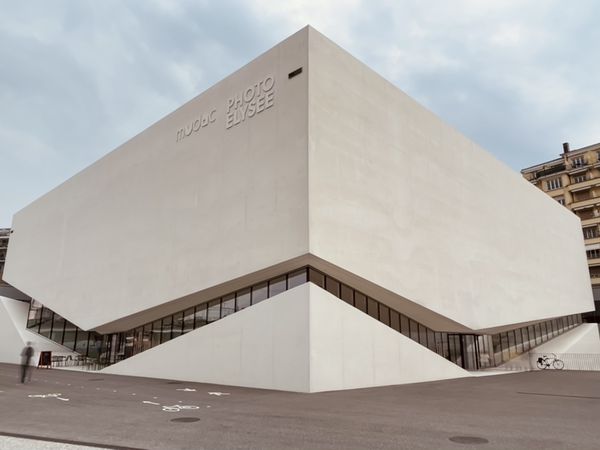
[26,266,583,371]
[587,249,600,260]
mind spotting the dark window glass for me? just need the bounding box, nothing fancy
[27,300,43,330]
[75,331,90,356]
[379,304,390,326]
[400,315,410,337]
[308,268,325,288]
[515,327,523,353]
[38,308,53,338]
[142,324,152,351]
[521,328,529,352]
[354,292,367,313]
[194,304,208,328]
[151,320,162,347]
[341,284,353,305]
[390,310,400,331]
[124,330,135,358]
[418,324,428,348]
[492,334,502,360]
[287,268,307,289]
[183,308,195,333]
[325,277,340,297]
[133,327,143,354]
[50,315,66,344]
[236,289,251,311]
[207,300,221,323]
[161,316,173,344]
[535,324,542,344]
[222,294,235,318]
[88,335,103,359]
[500,332,509,360]
[63,321,77,351]
[269,276,287,297]
[409,319,419,342]
[540,322,548,342]
[427,329,436,352]
[252,283,268,304]
[527,325,536,348]
[507,330,516,356]
[439,333,449,359]
[172,311,184,338]
[367,298,378,319]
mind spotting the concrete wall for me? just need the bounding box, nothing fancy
[5,29,310,331]
[102,283,470,392]
[307,28,593,330]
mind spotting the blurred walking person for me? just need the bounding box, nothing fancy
[20,342,34,383]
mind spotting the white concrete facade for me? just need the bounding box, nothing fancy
[1,27,596,389]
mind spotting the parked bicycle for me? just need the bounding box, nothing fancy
[536,353,564,370]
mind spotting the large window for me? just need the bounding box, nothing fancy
[546,177,562,190]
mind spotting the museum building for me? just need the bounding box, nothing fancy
[0,27,596,392]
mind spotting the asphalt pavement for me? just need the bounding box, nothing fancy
[0,363,599,449]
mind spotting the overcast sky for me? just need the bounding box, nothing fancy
[1,0,599,226]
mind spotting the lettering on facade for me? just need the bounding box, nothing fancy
[175,74,275,142]
[176,109,217,143]
[226,75,275,130]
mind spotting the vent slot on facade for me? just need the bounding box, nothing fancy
[288,67,303,79]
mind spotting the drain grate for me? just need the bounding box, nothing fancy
[170,417,200,423]
[449,436,489,445]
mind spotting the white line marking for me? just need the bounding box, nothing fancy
[208,392,230,396]
[176,388,197,392]
[142,401,160,405]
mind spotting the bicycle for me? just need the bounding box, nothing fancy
[536,353,565,370]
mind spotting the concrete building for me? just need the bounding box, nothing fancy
[0,27,597,392]
[521,142,600,322]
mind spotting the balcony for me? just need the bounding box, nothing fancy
[568,162,589,174]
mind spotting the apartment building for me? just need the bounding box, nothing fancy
[521,142,600,322]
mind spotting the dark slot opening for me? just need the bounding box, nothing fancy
[288,67,303,79]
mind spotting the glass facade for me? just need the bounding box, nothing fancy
[26,265,583,370]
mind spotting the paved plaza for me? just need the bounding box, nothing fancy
[0,363,599,449]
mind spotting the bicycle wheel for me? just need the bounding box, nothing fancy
[536,360,546,370]
[553,359,564,370]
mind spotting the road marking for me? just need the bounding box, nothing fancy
[208,392,230,396]
[176,388,196,392]
[142,401,160,405]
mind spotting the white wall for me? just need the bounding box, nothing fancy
[307,28,593,330]
[5,29,310,331]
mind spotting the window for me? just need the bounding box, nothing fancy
[583,227,598,239]
[572,174,586,184]
[546,177,562,190]
[555,197,565,205]
[572,156,586,167]
[586,249,600,259]
[221,294,235,318]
